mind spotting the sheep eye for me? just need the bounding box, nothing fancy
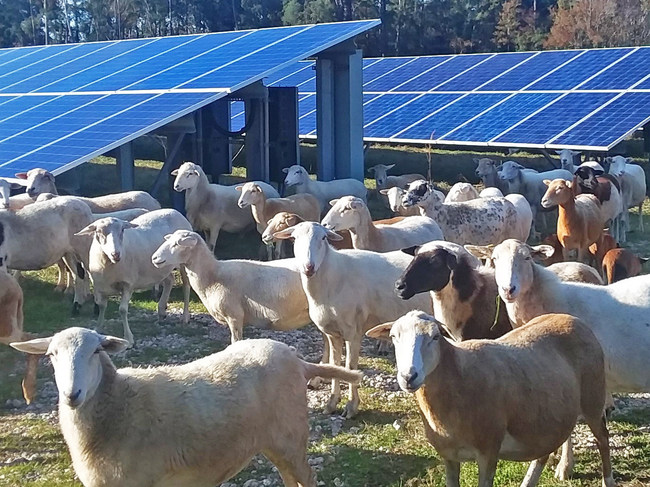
[322,236,327,241]
[431,335,439,341]
[94,348,102,354]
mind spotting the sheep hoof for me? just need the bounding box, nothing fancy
[308,377,323,389]
[324,396,340,415]
[72,302,81,316]
[554,461,573,481]
[93,304,100,317]
[54,285,65,293]
[343,401,359,419]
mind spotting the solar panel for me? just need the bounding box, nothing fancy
[269,44,650,150]
[0,19,380,179]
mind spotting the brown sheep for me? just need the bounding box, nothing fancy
[602,248,648,284]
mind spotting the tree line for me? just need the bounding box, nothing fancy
[1,0,649,55]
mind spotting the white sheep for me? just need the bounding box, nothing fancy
[321,196,443,252]
[467,238,650,480]
[172,162,279,251]
[11,327,362,487]
[479,187,504,198]
[474,158,509,195]
[498,161,573,235]
[76,209,192,345]
[402,180,528,244]
[0,197,93,314]
[15,168,57,199]
[367,163,423,191]
[367,311,614,487]
[556,149,581,173]
[0,178,33,210]
[607,155,646,233]
[444,182,479,203]
[273,222,433,418]
[283,165,367,213]
[379,187,420,216]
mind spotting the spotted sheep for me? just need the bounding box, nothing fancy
[402,179,528,245]
[574,166,624,243]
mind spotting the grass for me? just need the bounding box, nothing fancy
[0,154,649,486]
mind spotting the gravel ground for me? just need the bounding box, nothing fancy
[2,306,649,486]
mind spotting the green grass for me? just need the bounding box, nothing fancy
[0,155,649,486]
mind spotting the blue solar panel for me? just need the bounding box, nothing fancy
[441,93,561,143]
[2,38,155,93]
[395,93,508,139]
[395,54,492,92]
[478,50,581,91]
[550,92,650,148]
[581,48,650,90]
[494,92,616,145]
[0,44,75,72]
[362,58,413,86]
[299,94,317,135]
[526,48,633,90]
[362,93,462,138]
[434,52,533,91]
[266,62,312,87]
[363,93,420,127]
[364,57,452,91]
[230,100,245,131]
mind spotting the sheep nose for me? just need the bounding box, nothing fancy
[501,285,517,299]
[66,389,82,406]
[111,252,121,262]
[304,263,315,277]
[395,280,406,291]
[401,371,418,387]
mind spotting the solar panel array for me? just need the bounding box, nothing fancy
[0,19,380,179]
[239,47,650,151]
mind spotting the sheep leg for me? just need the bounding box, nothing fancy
[554,437,574,481]
[95,293,108,326]
[54,259,67,292]
[324,334,343,415]
[521,455,549,487]
[343,334,362,419]
[639,202,644,232]
[584,414,616,487]
[21,333,39,405]
[119,288,135,346]
[476,453,498,487]
[179,266,190,324]
[62,253,85,316]
[226,317,244,343]
[562,246,571,262]
[207,228,219,253]
[443,459,461,487]
[307,332,331,389]
[263,448,316,487]
[156,275,174,322]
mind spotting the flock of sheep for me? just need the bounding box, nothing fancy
[2,150,650,487]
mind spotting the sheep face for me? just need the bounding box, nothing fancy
[556,149,580,173]
[574,166,599,192]
[152,230,199,268]
[498,161,523,181]
[15,169,55,199]
[541,178,572,208]
[467,239,553,303]
[474,158,496,178]
[367,310,443,393]
[76,218,137,264]
[606,155,631,177]
[283,165,309,187]
[367,164,394,188]
[171,163,201,192]
[236,182,263,209]
[273,222,342,277]
[10,327,128,409]
[261,212,302,245]
[402,180,434,208]
[321,196,364,232]
[395,246,456,300]
[0,179,11,210]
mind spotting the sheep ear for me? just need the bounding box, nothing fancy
[15,172,28,180]
[640,257,649,264]
[349,199,364,210]
[100,335,129,354]
[554,150,562,155]
[45,171,55,182]
[445,252,458,270]
[10,337,51,355]
[282,167,289,174]
[235,185,243,192]
[366,322,393,340]
[626,157,634,164]
[177,234,198,247]
[122,222,138,230]
[329,199,339,207]
[367,165,377,173]
[326,229,344,242]
[543,179,552,186]
[379,189,389,195]
[401,245,420,256]
[529,244,555,261]
[565,180,572,188]
[386,164,395,170]
[170,169,179,176]
[75,223,97,236]
[464,244,494,260]
[437,322,456,341]
[273,228,295,240]
[163,234,173,240]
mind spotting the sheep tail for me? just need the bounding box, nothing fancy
[302,362,363,384]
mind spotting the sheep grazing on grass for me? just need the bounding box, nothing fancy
[273,222,433,418]
[367,311,614,487]
[283,165,367,213]
[76,210,192,345]
[0,271,38,404]
[12,327,362,487]
[172,162,279,251]
[321,196,443,252]
[541,179,604,263]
